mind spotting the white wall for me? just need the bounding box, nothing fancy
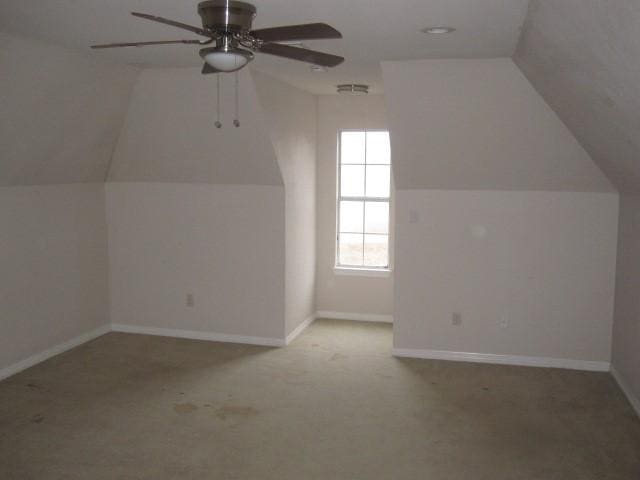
[0,184,110,371]
[383,59,619,364]
[513,0,640,408]
[395,190,618,363]
[0,32,138,185]
[612,195,640,406]
[315,95,394,318]
[252,71,317,336]
[106,67,288,341]
[106,183,285,340]
[0,32,134,375]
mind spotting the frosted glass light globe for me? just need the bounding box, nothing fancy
[204,51,250,72]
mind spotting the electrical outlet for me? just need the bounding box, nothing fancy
[186,293,195,308]
[452,312,462,326]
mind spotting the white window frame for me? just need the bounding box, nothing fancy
[335,129,392,273]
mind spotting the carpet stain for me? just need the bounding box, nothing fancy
[31,414,44,424]
[269,368,307,381]
[330,353,348,361]
[215,405,259,420]
[174,403,198,414]
[26,383,46,392]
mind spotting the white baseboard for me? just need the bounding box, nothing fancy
[0,324,111,382]
[611,366,640,418]
[111,324,286,347]
[316,310,393,324]
[285,315,316,345]
[392,348,610,372]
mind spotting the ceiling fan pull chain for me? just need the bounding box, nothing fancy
[215,74,222,129]
[233,72,240,128]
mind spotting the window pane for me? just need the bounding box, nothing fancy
[341,132,365,164]
[366,165,390,198]
[339,201,364,233]
[339,233,363,266]
[364,202,389,234]
[364,234,388,267]
[341,165,365,197]
[366,132,390,164]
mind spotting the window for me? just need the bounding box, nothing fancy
[336,130,391,269]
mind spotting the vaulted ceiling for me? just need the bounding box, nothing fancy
[2,1,638,193]
[515,0,640,193]
[0,0,529,94]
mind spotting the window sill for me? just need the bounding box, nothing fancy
[334,267,392,278]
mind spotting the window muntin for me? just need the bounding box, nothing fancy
[336,130,391,269]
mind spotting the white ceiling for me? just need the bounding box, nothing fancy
[0,0,529,94]
[515,0,640,193]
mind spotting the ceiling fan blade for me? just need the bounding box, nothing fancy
[131,12,210,37]
[202,63,221,75]
[258,43,344,67]
[251,23,342,43]
[91,40,203,49]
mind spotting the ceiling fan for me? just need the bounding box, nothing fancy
[91,0,344,74]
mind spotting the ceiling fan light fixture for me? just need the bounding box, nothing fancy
[337,84,369,95]
[91,2,344,74]
[200,46,254,72]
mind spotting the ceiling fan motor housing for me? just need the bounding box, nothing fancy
[197,0,257,33]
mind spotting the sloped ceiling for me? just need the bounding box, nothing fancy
[0,32,138,186]
[515,0,640,193]
[382,58,612,192]
[108,68,283,186]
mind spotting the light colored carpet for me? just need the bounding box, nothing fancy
[1,319,639,479]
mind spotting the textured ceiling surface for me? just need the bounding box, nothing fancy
[0,0,529,94]
[515,0,640,193]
